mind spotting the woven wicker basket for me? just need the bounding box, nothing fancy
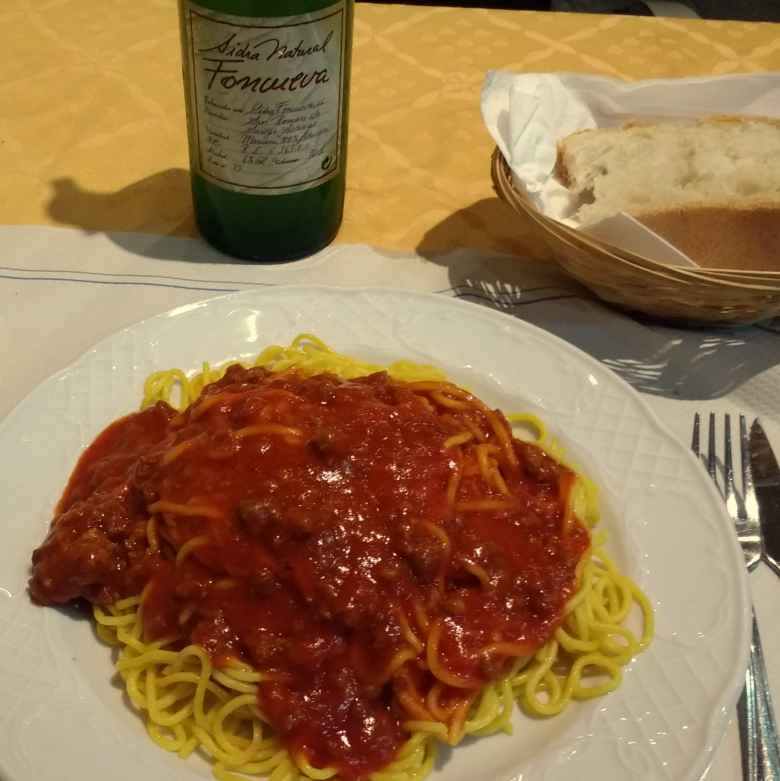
[491,148,780,325]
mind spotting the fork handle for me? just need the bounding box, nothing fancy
[740,610,780,781]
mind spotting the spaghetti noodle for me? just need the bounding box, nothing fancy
[30,334,653,781]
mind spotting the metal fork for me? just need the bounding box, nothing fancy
[693,413,780,781]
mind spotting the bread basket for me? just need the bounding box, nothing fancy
[491,148,780,326]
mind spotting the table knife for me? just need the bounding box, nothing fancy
[751,420,780,577]
[749,419,780,779]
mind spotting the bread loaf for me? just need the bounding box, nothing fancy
[555,117,780,226]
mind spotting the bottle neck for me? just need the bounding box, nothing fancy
[184,0,346,18]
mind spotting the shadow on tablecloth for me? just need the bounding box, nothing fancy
[44,173,780,404]
[45,171,252,265]
[417,205,780,403]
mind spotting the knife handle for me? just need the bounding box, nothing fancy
[747,610,780,780]
[739,659,759,781]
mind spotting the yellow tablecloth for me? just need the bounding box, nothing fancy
[3,2,779,258]
[1,10,780,781]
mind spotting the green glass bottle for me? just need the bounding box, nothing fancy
[178,0,353,261]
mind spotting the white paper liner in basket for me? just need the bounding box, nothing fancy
[481,71,780,270]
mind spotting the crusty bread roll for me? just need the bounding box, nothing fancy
[555,117,780,227]
[639,204,780,272]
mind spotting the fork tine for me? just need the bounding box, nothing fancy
[707,413,717,484]
[692,413,700,457]
[724,414,734,505]
[739,416,751,522]
[742,416,759,528]
[740,415,749,487]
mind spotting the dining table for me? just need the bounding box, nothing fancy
[1,1,780,779]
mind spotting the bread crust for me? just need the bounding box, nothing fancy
[636,202,780,272]
[553,127,598,189]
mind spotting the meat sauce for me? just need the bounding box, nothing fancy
[30,366,589,778]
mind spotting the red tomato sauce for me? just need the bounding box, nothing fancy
[30,365,589,779]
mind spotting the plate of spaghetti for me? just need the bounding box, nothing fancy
[0,287,749,781]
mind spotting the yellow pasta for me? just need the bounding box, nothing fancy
[87,333,653,781]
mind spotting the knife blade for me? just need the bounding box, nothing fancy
[750,420,780,577]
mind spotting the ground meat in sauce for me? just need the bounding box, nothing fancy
[29,366,589,779]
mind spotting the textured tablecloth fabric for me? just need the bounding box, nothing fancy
[3,2,780,257]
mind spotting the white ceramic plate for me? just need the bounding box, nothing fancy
[0,286,750,781]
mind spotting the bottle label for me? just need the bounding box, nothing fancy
[181,0,346,195]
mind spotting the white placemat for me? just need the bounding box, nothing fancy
[3,224,780,781]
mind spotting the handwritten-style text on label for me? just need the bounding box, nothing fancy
[182,1,345,194]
